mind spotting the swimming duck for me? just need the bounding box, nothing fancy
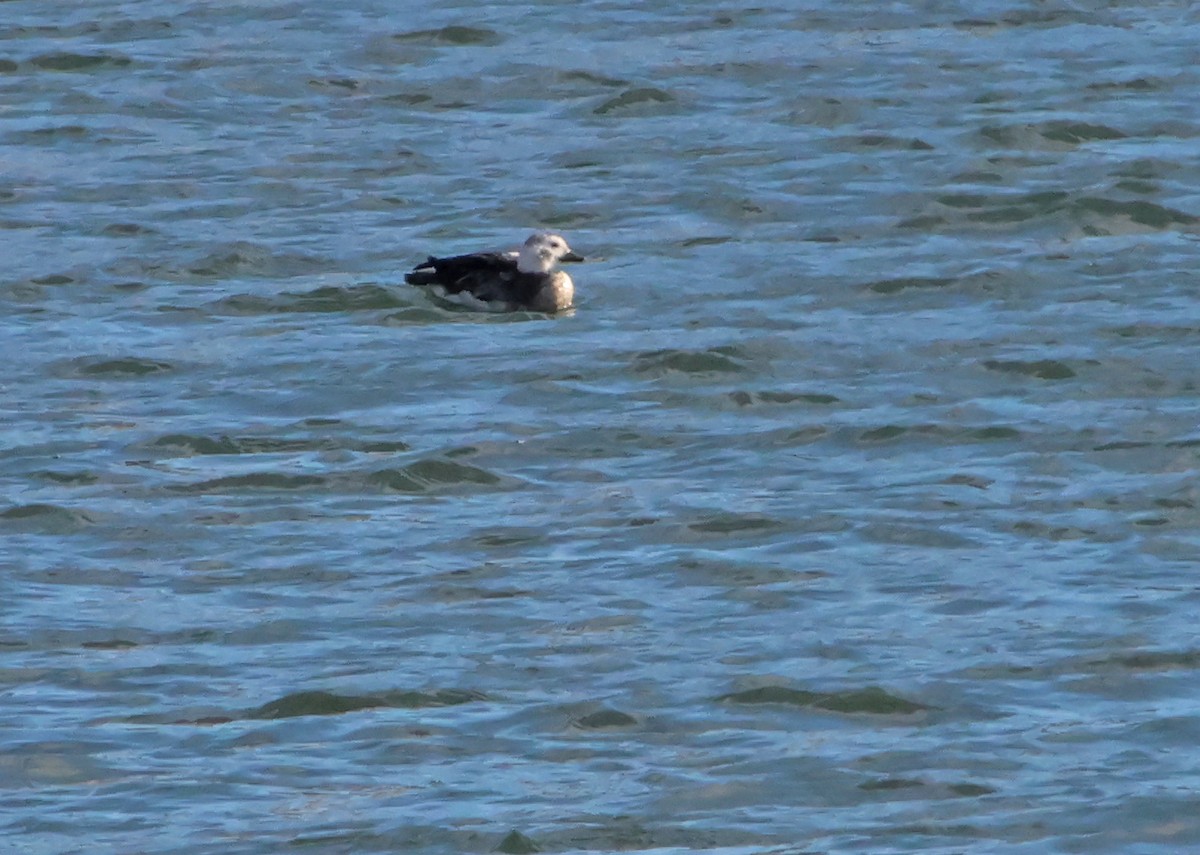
[405,232,585,313]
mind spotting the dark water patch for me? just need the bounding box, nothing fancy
[676,557,823,587]
[860,777,925,791]
[35,470,99,485]
[1040,121,1127,144]
[249,688,484,720]
[896,214,946,230]
[0,59,17,73]
[89,16,175,42]
[0,743,116,788]
[979,121,1125,149]
[855,423,1019,446]
[1147,497,1195,511]
[392,25,504,46]
[865,276,955,295]
[473,527,544,548]
[847,134,935,151]
[560,69,627,88]
[1113,179,1159,195]
[718,686,822,706]
[76,357,174,377]
[970,426,1020,441]
[217,284,408,314]
[150,433,373,456]
[178,473,327,493]
[727,390,840,407]
[719,685,929,714]
[862,522,977,549]
[184,242,323,280]
[170,714,235,726]
[860,424,910,442]
[1088,77,1163,92]
[936,193,992,209]
[368,459,503,493]
[31,273,74,285]
[949,782,996,797]
[949,190,1070,210]
[249,691,381,719]
[80,638,137,650]
[982,359,1076,380]
[1004,8,1090,27]
[309,77,359,91]
[593,87,676,116]
[952,18,1001,29]
[781,426,830,445]
[978,125,1031,147]
[555,155,607,170]
[762,390,839,404]
[0,503,95,531]
[1154,497,1195,509]
[528,819,767,854]
[921,189,1074,229]
[633,347,745,376]
[7,125,91,144]
[350,148,436,178]
[966,206,1045,225]
[955,9,1091,31]
[1011,520,1109,542]
[860,776,994,799]
[953,169,1005,184]
[100,222,157,237]
[573,708,638,729]
[1112,159,1177,181]
[381,91,433,107]
[1090,650,1200,673]
[419,580,530,604]
[1073,197,1197,229]
[679,235,733,248]
[943,473,993,489]
[357,440,412,453]
[688,512,782,534]
[496,830,540,855]
[796,687,927,714]
[30,52,131,72]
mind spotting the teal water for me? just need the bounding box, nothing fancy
[3,1,1200,852]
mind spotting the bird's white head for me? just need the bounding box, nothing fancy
[516,232,585,274]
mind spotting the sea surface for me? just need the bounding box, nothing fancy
[3,1,1200,852]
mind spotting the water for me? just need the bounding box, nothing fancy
[3,1,1200,852]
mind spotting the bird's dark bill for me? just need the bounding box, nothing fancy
[562,251,585,263]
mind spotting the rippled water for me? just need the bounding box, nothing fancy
[3,1,1200,852]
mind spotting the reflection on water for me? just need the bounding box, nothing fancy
[3,0,1200,851]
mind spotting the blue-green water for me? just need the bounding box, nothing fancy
[3,2,1200,852]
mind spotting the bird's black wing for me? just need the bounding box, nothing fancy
[405,251,517,296]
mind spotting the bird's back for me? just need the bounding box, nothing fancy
[404,251,517,291]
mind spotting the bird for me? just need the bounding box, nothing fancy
[404,232,585,313]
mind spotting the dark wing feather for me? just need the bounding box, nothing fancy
[406,249,552,308]
[405,251,517,296]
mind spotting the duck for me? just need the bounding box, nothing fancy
[404,232,585,313]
